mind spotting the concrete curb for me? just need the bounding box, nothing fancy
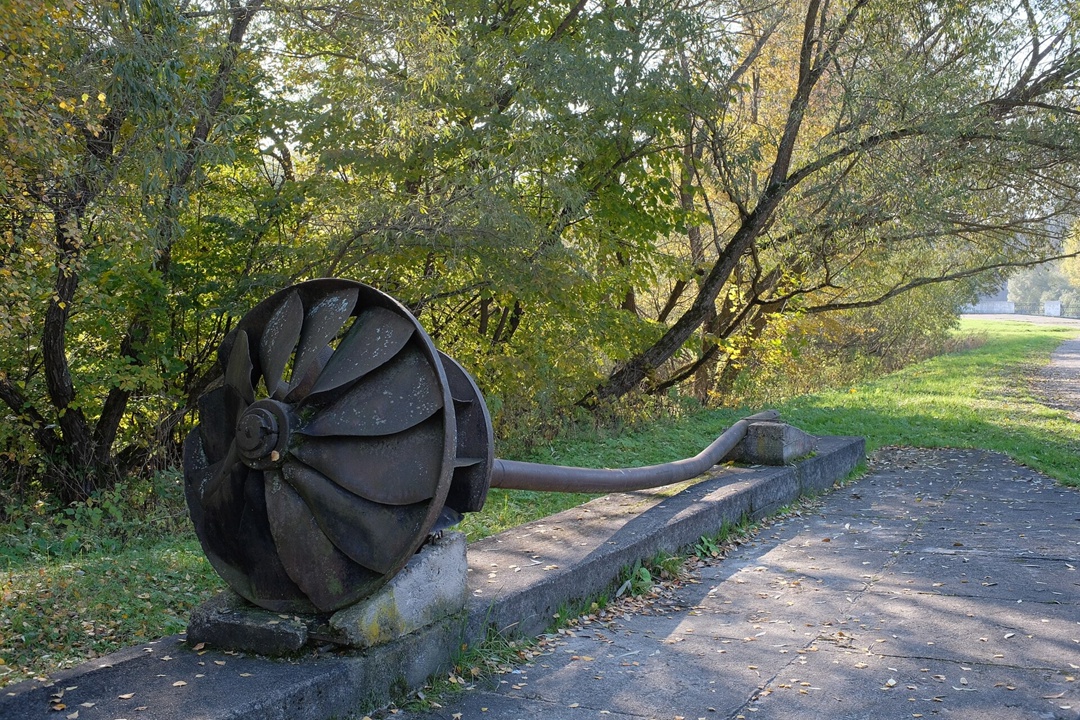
[0,435,863,720]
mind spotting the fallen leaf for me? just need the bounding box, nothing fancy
[172,681,187,687]
[191,643,205,651]
[884,678,897,689]
[1044,692,1066,699]
[66,712,77,720]
[118,693,135,700]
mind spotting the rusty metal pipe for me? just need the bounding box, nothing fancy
[489,410,780,493]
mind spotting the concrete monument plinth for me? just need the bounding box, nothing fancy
[187,531,468,656]
[729,421,816,466]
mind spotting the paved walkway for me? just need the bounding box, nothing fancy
[406,447,1079,720]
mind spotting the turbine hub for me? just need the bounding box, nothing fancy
[236,399,293,470]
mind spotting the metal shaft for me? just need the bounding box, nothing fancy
[489,410,780,493]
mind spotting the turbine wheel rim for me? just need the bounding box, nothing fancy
[183,279,459,612]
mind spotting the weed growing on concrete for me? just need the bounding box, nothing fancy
[399,628,549,713]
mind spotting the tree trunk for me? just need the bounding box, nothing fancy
[586,0,836,404]
[42,209,97,501]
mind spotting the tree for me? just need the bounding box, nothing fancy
[0,0,266,503]
[590,0,1080,402]
[262,0,726,427]
[5,0,1080,504]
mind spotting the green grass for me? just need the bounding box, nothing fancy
[781,318,1080,485]
[492,318,1080,487]
[0,537,222,684]
[1,317,1077,688]
[0,477,226,686]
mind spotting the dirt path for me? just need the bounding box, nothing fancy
[962,313,1080,418]
[1036,336,1080,420]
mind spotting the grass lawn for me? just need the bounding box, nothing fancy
[2,317,1078,686]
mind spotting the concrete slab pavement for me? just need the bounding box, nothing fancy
[404,447,1080,720]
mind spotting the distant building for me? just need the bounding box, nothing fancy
[965,284,1013,314]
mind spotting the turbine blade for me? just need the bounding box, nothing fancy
[290,287,359,394]
[291,415,445,505]
[196,386,232,463]
[307,306,415,397]
[224,329,255,405]
[265,472,386,612]
[298,344,443,437]
[284,344,333,403]
[259,291,304,399]
[281,461,428,575]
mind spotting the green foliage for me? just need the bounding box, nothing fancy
[0,537,220,686]
[725,284,982,405]
[616,551,686,598]
[694,534,722,559]
[1009,224,1080,313]
[3,0,1080,512]
[0,463,220,685]
[621,560,655,597]
[0,469,190,563]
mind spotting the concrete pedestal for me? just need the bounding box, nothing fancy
[186,531,468,655]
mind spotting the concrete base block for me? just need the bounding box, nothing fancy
[329,530,468,649]
[187,591,311,655]
[732,421,816,465]
[186,531,467,655]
